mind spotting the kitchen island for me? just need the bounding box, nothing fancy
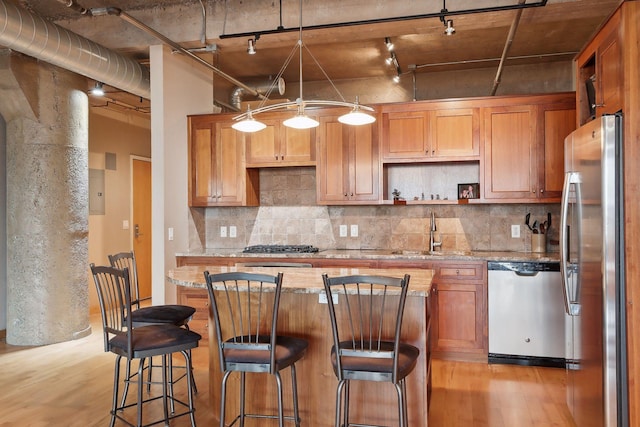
[167,265,433,427]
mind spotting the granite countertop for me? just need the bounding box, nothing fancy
[176,248,560,263]
[167,265,433,297]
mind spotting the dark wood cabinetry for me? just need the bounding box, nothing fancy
[178,288,210,345]
[430,261,487,360]
[245,113,316,167]
[381,107,480,162]
[576,9,623,125]
[316,111,380,204]
[188,115,259,207]
[482,93,575,202]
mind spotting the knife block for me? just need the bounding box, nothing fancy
[531,234,546,253]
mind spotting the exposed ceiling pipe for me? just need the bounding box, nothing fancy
[91,6,266,105]
[490,0,526,96]
[230,77,285,110]
[55,0,90,16]
[0,0,150,98]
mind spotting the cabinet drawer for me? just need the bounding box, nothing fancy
[188,318,209,338]
[184,295,210,320]
[433,262,484,281]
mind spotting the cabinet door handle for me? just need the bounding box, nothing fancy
[275,155,278,160]
[540,189,544,193]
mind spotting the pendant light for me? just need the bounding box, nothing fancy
[231,107,266,132]
[231,0,375,132]
[338,96,376,125]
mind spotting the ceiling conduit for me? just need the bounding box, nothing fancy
[0,0,150,99]
[490,0,526,96]
[91,6,264,108]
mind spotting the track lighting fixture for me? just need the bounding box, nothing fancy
[440,0,455,36]
[383,39,402,83]
[91,81,104,96]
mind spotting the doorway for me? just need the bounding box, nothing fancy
[132,157,151,300]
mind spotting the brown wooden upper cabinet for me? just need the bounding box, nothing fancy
[575,7,623,126]
[381,107,480,162]
[316,111,380,204]
[483,96,575,202]
[245,113,316,167]
[188,115,259,207]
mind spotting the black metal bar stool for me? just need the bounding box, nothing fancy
[109,251,198,402]
[91,264,201,427]
[322,273,419,427]
[204,271,309,427]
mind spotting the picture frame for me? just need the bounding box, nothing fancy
[458,183,479,200]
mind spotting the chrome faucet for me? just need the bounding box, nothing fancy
[429,212,442,253]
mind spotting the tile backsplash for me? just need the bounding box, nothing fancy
[192,167,560,253]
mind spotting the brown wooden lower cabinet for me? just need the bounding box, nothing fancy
[430,261,488,361]
[177,288,210,345]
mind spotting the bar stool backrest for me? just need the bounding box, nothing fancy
[91,264,133,356]
[108,251,144,310]
[204,271,284,374]
[322,274,411,383]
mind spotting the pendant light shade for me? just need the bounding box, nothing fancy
[338,97,376,125]
[283,109,319,129]
[338,110,376,125]
[231,109,266,132]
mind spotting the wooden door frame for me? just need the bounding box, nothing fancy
[129,155,151,247]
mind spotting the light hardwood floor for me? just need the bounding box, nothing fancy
[0,317,576,426]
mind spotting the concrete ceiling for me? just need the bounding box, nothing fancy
[10,0,621,113]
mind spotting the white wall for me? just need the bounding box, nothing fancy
[149,45,215,304]
[0,114,6,331]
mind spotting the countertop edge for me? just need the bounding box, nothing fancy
[175,249,560,263]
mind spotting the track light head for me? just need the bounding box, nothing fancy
[91,82,104,96]
[444,19,456,35]
[247,38,257,54]
[384,37,394,51]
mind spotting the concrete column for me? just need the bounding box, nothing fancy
[0,51,89,345]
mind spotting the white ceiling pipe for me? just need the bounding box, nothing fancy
[0,0,150,99]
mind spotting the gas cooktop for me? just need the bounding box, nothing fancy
[242,245,320,254]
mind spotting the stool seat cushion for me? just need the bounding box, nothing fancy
[131,304,196,326]
[110,324,201,358]
[331,340,419,380]
[223,335,309,370]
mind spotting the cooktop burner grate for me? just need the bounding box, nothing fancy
[242,245,320,254]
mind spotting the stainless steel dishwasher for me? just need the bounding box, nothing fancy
[488,261,567,367]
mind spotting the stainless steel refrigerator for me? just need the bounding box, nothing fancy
[560,114,627,426]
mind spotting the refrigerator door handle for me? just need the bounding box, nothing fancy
[560,171,582,316]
